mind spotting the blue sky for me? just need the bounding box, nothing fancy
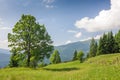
[0,0,120,49]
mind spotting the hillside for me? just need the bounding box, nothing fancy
[55,40,91,61]
[0,49,10,68]
[0,53,120,80]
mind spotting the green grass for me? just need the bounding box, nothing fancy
[0,53,120,80]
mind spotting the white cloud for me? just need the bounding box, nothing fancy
[75,32,82,38]
[67,30,77,33]
[65,40,72,44]
[43,0,55,4]
[75,0,120,32]
[0,40,9,49]
[80,34,102,41]
[80,37,92,42]
[45,5,54,8]
[42,0,55,8]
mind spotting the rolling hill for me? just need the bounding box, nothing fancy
[0,53,120,80]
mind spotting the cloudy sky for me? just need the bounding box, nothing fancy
[0,0,120,49]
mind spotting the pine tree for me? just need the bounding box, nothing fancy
[72,50,78,61]
[97,31,118,55]
[89,38,97,57]
[97,37,104,55]
[115,30,120,52]
[97,33,109,55]
[107,31,116,53]
[102,33,108,54]
[94,42,98,55]
[50,50,61,64]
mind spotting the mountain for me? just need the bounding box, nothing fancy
[0,49,10,68]
[55,40,91,61]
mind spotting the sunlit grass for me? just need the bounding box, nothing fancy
[0,53,120,80]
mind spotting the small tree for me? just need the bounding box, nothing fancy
[72,50,78,61]
[77,50,84,63]
[50,50,61,64]
[89,38,97,57]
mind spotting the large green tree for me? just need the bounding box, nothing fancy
[8,14,53,67]
[50,50,61,64]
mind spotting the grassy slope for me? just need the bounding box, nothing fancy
[0,53,120,80]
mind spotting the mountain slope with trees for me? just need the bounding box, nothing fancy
[55,40,91,61]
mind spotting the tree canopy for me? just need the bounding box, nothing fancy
[89,38,97,57]
[8,14,53,67]
[77,50,84,63]
[50,50,61,64]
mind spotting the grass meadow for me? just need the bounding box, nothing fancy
[0,53,120,80]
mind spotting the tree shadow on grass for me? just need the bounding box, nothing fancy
[43,67,80,72]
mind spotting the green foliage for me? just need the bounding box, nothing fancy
[97,33,108,55]
[107,31,116,53]
[50,50,61,64]
[89,38,97,57]
[115,30,120,52]
[8,14,53,68]
[77,50,84,63]
[9,48,19,67]
[97,31,119,55]
[72,50,78,61]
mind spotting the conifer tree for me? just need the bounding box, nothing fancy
[107,31,116,53]
[115,30,120,52]
[89,38,97,57]
[72,50,78,61]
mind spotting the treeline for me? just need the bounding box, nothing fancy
[88,30,120,57]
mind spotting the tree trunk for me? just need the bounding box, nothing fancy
[27,51,30,67]
[27,26,31,67]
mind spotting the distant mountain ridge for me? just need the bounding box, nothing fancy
[55,40,91,61]
[0,49,10,68]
